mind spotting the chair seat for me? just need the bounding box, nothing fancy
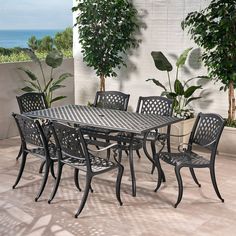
[62,153,116,172]
[160,151,210,167]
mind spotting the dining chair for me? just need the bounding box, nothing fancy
[12,113,56,201]
[82,91,130,159]
[135,96,173,176]
[154,112,225,207]
[16,92,48,161]
[49,121,124,218]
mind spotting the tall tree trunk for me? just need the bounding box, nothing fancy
[228,80,235,122]
[100,74,105,92]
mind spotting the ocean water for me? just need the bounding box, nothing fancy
[0,29,62,48]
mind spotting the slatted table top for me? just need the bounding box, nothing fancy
[25,104,181,134]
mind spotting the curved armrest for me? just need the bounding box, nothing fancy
[87,143,118,153]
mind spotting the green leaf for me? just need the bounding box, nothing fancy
[184,85,202,98]
[174,80,184,95]
[146,78,166,91]
[45,49,63,68]
[21,86,35,92]
[185,97,201,106]
[25,80,41,91]
[49,84,66,92]
[151,51,173,71]
[21,48,41,65]
[53,73,73,86]
[51,96,67,103]
[161,91,177,99]
[18,67,38,81]
[44,79,54,92]
[176,47,192,68]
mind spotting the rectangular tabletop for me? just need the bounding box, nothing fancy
[25,104,181,134]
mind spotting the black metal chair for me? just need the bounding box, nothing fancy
[49,121,124,218]
[82,91,130,159]
[16,92,48,161]
[154,112,225,207]
[12,113,56,201]
[135,96,173,175]
[93,91,130,110]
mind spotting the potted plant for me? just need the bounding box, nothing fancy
[147,48,206,145]
[19,48,73,107]
[72,0,140,91]
[183,0,236,156]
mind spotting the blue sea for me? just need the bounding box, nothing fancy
[0,29,62,48]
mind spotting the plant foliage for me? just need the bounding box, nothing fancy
[183,0,236,125]
[147,48,206,119]
[19,48,73,107]
[72,0,140,91]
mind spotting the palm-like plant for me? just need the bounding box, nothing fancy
[147,48,206,119]
[19,48,73,107]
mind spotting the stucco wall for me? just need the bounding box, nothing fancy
[0,58,74,139]
[73,0,228,117]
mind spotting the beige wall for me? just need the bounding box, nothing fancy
[73,0,228,116]
[0,58,74,139]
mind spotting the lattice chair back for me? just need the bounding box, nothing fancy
[136,96,173,116]
[189,113,225,152]
[94,91,130,111]
[16,92,48,113]
[51,122,90,169]
[12,113,46,148]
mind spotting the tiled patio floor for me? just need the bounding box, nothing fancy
[0,137,236,236]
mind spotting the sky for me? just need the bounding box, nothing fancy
[0,0,73,30]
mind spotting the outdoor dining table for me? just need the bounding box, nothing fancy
[25,104,181,197]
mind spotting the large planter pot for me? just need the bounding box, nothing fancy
[218,126,236,157]
[169,118,196,148]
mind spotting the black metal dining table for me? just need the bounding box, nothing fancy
[25,104,181,196]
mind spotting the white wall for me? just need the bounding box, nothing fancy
[73,0,228,116]
[0,58,74,139]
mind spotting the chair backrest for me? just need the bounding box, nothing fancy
[12,113,46,148]
[94,91,130,111]
[16,92,48,113]
[189,113,225,153]
[136,96,173,116]
[51,121,90,169]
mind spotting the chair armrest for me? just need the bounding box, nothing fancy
[87,143,118,153]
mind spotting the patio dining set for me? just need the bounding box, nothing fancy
[12,91,225,218]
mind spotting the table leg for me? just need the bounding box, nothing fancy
[128,134,136,197]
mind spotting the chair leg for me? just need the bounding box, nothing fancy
[16,144,23,160]
[174,166,183,208]
[39,160,46,174]
[13,151,27,189]
[210,167,224,202]
[74,169,82,191]
[50,161,56,179]
[154,155,163,192]
[48,162,63,204]
[116,164,124,206]
[35,162,50,202]
[189,168,201,187]
[150,141,166,182]
[74,175,92,218]
[136,150,141,159]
